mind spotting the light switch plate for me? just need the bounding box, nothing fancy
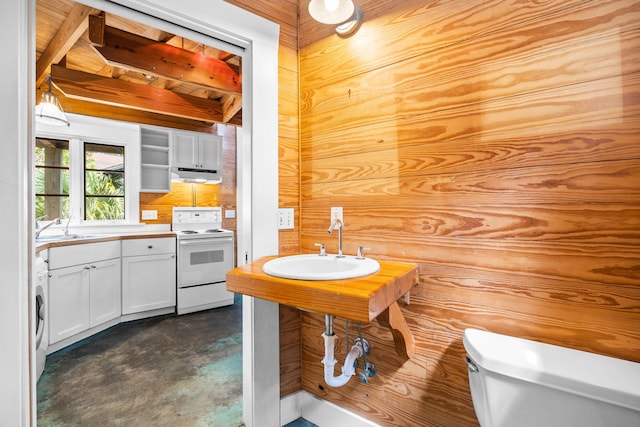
[141,210,158,220]
[331,207,343,223]
[225,209,236,219]
[278,208,294,229]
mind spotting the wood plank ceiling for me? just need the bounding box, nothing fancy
[36,0,242,128]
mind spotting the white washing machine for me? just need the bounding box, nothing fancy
[34,254,48,382]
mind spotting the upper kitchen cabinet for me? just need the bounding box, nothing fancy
[173,131,222,172]
[140,126,171,193]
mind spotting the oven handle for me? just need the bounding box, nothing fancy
[179,237,234,247]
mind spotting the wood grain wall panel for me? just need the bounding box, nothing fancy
[301,205,640,243]
[280,305,302,396]
[279,67,300,141]
[302,232,640,285]
[279,44,299,74]
[299,0,640,85]
[301,70,640,141]
[419,269,640,349]
[278,183,299,207]
[297,0,640,425]
[300,119,640,174]
[301,160,640,206]
[279,136,300,177]
[224,0,298,49]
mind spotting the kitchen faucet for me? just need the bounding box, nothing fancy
[327,218,344,258]
[35,218,60,239]
[64,216,73,236]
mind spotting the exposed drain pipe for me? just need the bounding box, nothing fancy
[322,315,367,387]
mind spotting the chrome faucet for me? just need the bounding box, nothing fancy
[327,218,344,258]
[35,218,60,239]
[64,216,73,236]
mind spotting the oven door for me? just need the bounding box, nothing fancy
[177,237,234,288]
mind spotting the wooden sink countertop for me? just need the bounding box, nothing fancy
[226,256,418,323]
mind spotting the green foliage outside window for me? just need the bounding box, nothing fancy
[35,138,125,221]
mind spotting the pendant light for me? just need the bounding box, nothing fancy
[308,0,363,37]
[35,75,70,126]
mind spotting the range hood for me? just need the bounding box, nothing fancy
[171,167,222,184]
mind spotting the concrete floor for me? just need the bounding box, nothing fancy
[38,298,243,426]
[37,295,317,427]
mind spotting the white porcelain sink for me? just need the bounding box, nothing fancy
[262,254,380,281]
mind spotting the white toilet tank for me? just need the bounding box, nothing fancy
[463,328,640,427]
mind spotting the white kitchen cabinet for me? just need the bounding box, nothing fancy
[48,263,90,344]
[48,241,121,345]
[89,258,121,327]
[173,130,222,171]
[140,126,171,192]
[121,237,176,315]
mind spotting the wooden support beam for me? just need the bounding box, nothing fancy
[36,4,99,87]
[88,12,106,47]
[88,23,242,96]
[222,95,242,124]
[49,89,241,131]
[51,65,226,124]
[376,301,416,359]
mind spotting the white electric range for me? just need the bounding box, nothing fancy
[172,207,234,315]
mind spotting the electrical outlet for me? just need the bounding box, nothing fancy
[331,207,343,223]
[141,210,158,220]
[225,209,236,219]
[278,208,294,229]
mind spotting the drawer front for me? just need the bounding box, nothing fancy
[49,241,120,270]
[122,237,176,257]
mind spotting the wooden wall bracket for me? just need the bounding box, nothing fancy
[376,300,415,359]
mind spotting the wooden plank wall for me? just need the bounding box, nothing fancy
[297,0,640,426]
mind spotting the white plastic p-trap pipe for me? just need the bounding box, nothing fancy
[322,332,363,387]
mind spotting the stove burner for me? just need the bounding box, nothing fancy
[181,230,198,234]
[204,229,221,233]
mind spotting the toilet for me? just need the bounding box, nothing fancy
[463,328,640,427]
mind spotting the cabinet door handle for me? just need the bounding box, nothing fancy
[147,245,153,249]
[91,265,97,269]
[84,265,91,270]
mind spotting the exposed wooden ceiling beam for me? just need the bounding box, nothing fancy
[50,90,240,131]
[51,64,227,124]
[88,20,242,96]
[36,4,99,87]
[222,95,242,124]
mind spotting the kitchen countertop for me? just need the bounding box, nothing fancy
[36,231,176,251]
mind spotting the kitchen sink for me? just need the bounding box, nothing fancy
[262,254,380,281]
[36,234,109,243]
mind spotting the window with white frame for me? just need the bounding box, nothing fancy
[35,137,70,221]
[35,114,140,226]
[83,142,125,220]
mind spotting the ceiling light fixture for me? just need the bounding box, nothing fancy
[35,75,70,126]
[308,0,363,37]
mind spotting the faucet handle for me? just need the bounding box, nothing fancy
[356,246,371,259]
[314,243,327,256]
